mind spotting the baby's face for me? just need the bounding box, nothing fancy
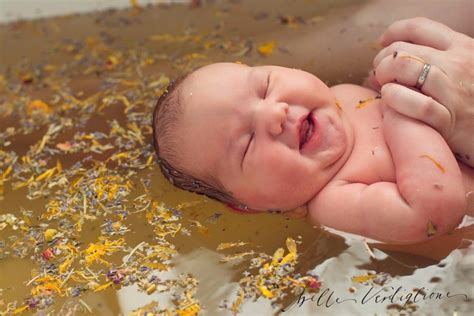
[176,62,351,211]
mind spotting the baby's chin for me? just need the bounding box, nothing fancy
[308,107,352,169]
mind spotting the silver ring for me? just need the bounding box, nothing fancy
[415,63,431,90]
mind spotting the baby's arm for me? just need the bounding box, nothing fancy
[309,108,466,244]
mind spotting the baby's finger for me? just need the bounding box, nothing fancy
[381,83,452,136]
[379,17,453,51]
[375,52,449,105]
[373,41,440,68]
[363,69,381,91]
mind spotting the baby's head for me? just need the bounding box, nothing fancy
[153,62,350,214]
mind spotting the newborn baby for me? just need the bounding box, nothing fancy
[152,62,474,244]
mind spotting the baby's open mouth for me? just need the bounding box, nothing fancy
[299,112,314,149]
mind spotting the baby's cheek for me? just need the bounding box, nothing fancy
[264,152,297,179]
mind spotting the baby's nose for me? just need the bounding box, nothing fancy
[259,102,289,136]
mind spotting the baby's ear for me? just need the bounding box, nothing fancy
[284,206,308,219]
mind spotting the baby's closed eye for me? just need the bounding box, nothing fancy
[241,132,254,169]
[263,71,271,99]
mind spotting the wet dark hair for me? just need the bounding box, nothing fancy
[152,74,245,209]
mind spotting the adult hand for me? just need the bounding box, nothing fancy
[368,17,474,167]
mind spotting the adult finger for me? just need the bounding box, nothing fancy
[373,40,441,67]
[379,17,454,51]
[381,83,452,136]
[375,51,450,105]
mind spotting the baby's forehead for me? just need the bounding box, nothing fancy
[179,63,307,117]
[183,63,293,89]
[184,63,286,95]
[180,63,251,102]
[187,62,250,83]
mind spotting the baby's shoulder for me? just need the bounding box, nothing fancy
[330,84,379,111]
[330,83,378,96]
[328,84,395,184]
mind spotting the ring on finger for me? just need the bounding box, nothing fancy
[415,63,431,90]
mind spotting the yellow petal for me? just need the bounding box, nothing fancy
[280,253,296,265]
[146,284,157,295]
[59,256,73,274]
[259,285,274,298]
[231,289,245,314]
[13,305,29,314]
[143,262,168,271]
[56,159,63,173]
[177,303,200,316]
[146,154,154,166]
[216,241,248,251]
[36,167,56,181]
[258,41,276,56]
[27,99,52,114]
[355,98,375,109]
[351,274,376,284]
[94,281,113,292]
[1,165,12,180]
[286,237,297,254]
[419,154,446,173]
[44,228,58,241]
[271,247,284,265]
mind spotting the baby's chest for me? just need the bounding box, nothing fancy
[340,105,396,183]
